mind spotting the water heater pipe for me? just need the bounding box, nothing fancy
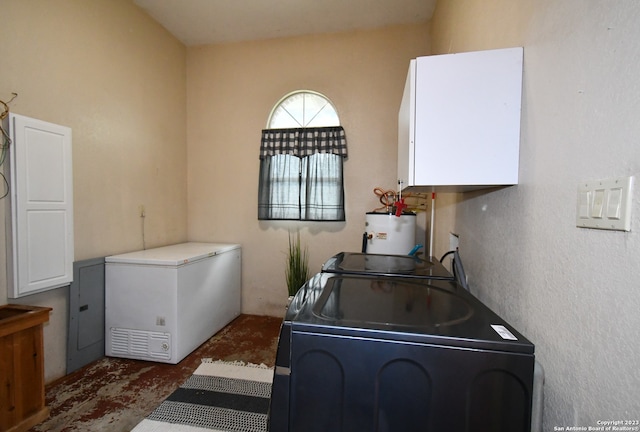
[429,193,436,257]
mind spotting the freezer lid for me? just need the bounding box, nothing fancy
[105,242,240,266]
[322,252,454,280]
[289,274,534,354]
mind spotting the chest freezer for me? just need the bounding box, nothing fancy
[105,242,241,363]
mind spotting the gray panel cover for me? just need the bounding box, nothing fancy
[67,257,105,374]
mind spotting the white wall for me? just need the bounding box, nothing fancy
[430,0,640,427]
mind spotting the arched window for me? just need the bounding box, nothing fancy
[258,91,347,221]
[268,91,340,128]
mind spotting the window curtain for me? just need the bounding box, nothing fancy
[258,126,347,221]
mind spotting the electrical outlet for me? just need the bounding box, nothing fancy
[139,205,146,217]
[576,176,633,231]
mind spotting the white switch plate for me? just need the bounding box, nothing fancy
[576,176,633,231]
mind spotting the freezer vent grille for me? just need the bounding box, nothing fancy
[110,328,171,360]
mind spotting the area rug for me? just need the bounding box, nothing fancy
[131,360,273,432]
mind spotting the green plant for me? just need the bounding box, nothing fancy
[286,231,309,297]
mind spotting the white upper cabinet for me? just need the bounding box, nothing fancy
[5,113,74,298]
[398,47,523,192]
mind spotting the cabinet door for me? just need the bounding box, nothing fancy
[0,326,47,430]
[403,47,523,189]
[397,59,416,190]
[7,113,74,298]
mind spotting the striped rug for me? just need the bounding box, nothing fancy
[131,360,273,432]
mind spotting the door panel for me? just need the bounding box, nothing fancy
[67,257,105,374]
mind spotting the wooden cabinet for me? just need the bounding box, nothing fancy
[0,304,52,432]
[398,47,523,192]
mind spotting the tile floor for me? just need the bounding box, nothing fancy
[30,314,282,432]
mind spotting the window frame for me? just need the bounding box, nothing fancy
[267,90,340,129]
[259,90,346,222]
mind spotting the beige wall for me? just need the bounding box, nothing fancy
[4,1,638,424]
[186,25,430,316]
[1,2,428,382]
[429,0,640,427]
[0,0,187,382]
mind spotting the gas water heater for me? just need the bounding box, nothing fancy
[363,212,416,255]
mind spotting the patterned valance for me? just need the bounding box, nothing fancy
[259,126,347,159]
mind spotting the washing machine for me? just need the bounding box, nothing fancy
[269,271,535,432]
[321,251,454,281]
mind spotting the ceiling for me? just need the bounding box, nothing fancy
[133,0,436,46]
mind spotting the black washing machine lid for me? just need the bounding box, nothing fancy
[322,252,454,281]
[289,273,534,355]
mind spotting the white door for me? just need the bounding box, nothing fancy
[7,113,74,298]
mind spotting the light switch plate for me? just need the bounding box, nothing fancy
[576,176,633,231]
